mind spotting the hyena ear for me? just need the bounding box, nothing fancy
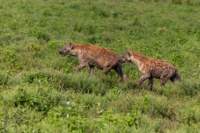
[127,49,132,56]
[69,42,74,49]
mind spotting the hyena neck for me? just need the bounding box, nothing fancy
[71,45,81,56]
[131,52,147,69]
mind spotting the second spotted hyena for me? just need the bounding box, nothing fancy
[59,43,127,81]
[122,50,180,90]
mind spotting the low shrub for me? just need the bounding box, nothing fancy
[14,88,62,114]
[0,73,9,85]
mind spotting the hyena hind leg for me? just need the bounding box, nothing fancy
[160,78,169,86]
[160,70,174,86]
[113,64,127,81]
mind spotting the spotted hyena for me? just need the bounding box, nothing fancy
[122,50,180,90]
[59,43,127,81]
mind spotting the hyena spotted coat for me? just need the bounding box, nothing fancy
[59,43,127,81]
[122,50,180,90]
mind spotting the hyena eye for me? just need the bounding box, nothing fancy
[64,48,69,51]
[70,45,74,49]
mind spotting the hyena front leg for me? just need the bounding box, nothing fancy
[75,64,87,71]
[103,66,112,74]
[138,73,151,86]
[75,60,88,72]
[88,65,95,75]
[148,77,154,90]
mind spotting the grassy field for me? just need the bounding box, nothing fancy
[0,0,200,132]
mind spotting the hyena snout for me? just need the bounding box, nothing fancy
[59,44,74,56]
[59,48,65,55]
[121,54,131,63]
[59,48,62,54]
[120,56,127,63]
[59,48,69,56]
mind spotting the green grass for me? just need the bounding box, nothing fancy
[0,0,200,132]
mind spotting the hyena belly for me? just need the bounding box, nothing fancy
[94,56,118,70]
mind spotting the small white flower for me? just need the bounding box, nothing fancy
[66,101,70,105]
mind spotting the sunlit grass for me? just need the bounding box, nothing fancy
[0,0,200,132]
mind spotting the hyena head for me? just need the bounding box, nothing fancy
[59,42,76,56]
[121,50,132,63]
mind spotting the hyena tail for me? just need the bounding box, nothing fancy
[170,71,181,82]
